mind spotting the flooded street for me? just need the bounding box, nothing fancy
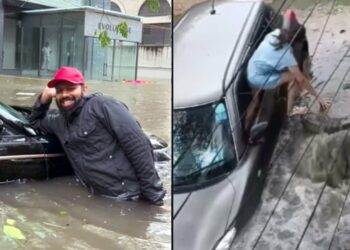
[0,78,171,249]
[233,1,350,249]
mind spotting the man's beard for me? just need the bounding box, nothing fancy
[56,95,82,119]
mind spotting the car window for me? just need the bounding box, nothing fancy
[249,7,274,52]
[0,103,37,136]
[173,101,237,190]
[232,8,275,147]
[0,103,30,126]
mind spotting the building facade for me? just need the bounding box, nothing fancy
[110,0,171,79]
[0,0,171,81]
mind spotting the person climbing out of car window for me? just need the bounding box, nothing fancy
[244,18,330,132]
[29,66,166,206]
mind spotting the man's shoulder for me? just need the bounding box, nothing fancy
[86,94,117,103]
[85,94,128,109]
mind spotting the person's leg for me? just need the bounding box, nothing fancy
[287,80,302,114]
[277,71,307,115]
[245,71,299,131]
[244,90,261,132]
[277,71,296,86]
[44,57,48,70]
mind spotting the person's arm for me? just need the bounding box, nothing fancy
[289,66,330,111]
[40,86,56,104]
[29,87,58,134]
[289,66,317,96]
[97,97,166,205]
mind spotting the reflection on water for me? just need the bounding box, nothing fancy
[0,174,170,249]
[0,78,171,249]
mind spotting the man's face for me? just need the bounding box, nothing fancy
[55,82,87,110]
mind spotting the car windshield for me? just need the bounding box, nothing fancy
[173,101,237,189]
[0,103,30,126]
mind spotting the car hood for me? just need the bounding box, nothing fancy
[173,146,261,250]
[174,0,261,108]
[173,178,236,250]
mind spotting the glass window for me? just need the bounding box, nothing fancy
[2,17,19,70]
[173,102,237,189]
[84,0,96,5]
[142,23,171,46]
[110,2,121,12]
[114,41,137,81]
[21,15,41,76]
[22,12,84,77]
[84,37,113,81]
[61,13,85,72]
[40,14,62,77]
[85,39,137,81]
[0,103,29,126]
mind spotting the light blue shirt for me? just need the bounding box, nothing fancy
[247,29,298,89]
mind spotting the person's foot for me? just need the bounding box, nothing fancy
[288,106,308,116]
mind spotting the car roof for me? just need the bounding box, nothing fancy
[174,0,264,109]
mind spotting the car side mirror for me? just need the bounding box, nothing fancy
[249,121,268,144]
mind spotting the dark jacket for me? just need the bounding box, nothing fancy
[29,94,166,204]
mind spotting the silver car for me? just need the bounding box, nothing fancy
[173,1,310,249]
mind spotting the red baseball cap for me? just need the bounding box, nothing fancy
[282,9,300,33]
[47,67,85,88]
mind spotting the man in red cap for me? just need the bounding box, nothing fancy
[29,66,166,205]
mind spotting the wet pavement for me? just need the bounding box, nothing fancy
[232,1,350,249]
[0,77,171,249]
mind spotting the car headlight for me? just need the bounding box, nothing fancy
[215,227,237,250]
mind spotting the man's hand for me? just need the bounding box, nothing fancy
[40,86,56,105]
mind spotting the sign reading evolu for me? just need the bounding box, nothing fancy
[98,22,131,33]
[84,12,142,43]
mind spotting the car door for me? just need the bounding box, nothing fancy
[0,103,73,180]
[224,4,277,230]
[39,134,73,178]
[0,121,49,181]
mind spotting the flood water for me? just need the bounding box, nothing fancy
[0,78,171,249]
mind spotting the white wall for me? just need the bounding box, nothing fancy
[137,46,171,80]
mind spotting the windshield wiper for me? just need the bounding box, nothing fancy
[174,158,229,188]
